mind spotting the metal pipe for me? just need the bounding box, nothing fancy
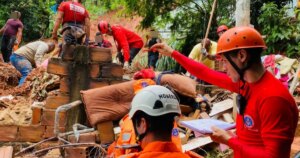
[54,100,82,136]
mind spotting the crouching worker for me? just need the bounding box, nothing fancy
[10,41,55,86]
[112,85,202,158]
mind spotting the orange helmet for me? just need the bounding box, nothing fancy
[98,21,109,34]
[217,25,228,33]
[217,26,267,55]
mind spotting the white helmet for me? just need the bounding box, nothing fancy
[129,85,181,118]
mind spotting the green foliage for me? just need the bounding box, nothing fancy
[156,56,177,71]
[250,0,292,28]
[258,2,300,58]
[84,0,108,20]
[0,0,54,42]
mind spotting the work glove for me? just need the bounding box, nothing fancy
[123,61,130,69]
[201,48,208,56]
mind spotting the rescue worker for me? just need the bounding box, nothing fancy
[120,85,201,158]
[10,41,55,86]
[217,25,228,38]
[98,21,144,69]
[151,26,298,158]
[94,32,112,48]
[106,77,184,158]
[51,0,90,45]
[0,11,23,62]
[144,29,161,70]
[188,38,217,69]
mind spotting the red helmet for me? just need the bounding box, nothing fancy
[98,21,109,34]
[217,26,267,55]
[217,25,229,33]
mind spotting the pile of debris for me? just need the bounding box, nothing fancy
[0,67,60,101]
[0,64,60,126]
[0,96,32,125]
[0,62,20,92]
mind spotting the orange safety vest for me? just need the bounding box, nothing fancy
[133,79,156,94]
[107,114,183,157]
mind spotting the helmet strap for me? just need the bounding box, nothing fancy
[224,51,252,82]
[224,52,251,116]
[224,53,245,82]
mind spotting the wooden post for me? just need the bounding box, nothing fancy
[199,0,217,62]
[66,45,90,131]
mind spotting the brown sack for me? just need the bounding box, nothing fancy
[156,73,197,98]
[81,81,134,126]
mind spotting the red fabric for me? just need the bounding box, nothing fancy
[120,142,191,158]
[133,69,155,80]
[3,19,23,36]
[171,50,299,158]
[58,1,89,24]
[111,25,143,62]
[263,55,276,72]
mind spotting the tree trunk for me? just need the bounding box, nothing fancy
[235,0,250,26]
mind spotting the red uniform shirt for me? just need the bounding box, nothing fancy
[171,50,298,158]
[111,25,143,62]
[58,1,89,24]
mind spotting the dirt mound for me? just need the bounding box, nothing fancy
[0,62,21,90]
[0,67,60,101]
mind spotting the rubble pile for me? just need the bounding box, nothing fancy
[0,62,20,92]
[0,96,32,125]
[0,68,60,101]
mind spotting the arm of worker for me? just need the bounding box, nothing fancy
[84,16,90,44]
[34,44,49,67]
[15,26,23,45]
[114,30,130,62]
[52,11,64,41]
[212,97,296,158]
[151,43,238,92]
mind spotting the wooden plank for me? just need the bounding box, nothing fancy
[209,99,233,117]
[222,113,234,123]
[47,58,69,76]
[90,47,112,63]
[0,146,13,158]
[182,136,213,152]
